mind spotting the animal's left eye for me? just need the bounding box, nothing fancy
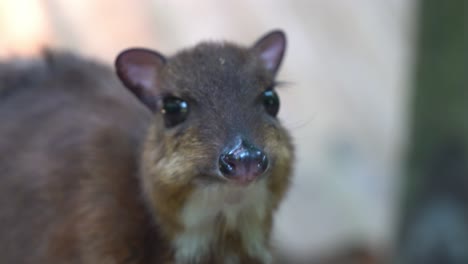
[262,89,280,117]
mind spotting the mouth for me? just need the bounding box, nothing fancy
[194,165,269,187]
[223,175,259,186]
[191,171,269,207]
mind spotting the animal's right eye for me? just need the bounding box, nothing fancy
[262,89,280,117]
[161,96,189,128]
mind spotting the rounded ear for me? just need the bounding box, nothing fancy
[251,30,287,75]
[115,48,166,111]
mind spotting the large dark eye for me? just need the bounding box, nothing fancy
[161,96,189,127]
[262,90,280,117]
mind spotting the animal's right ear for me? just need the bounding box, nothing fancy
[115,48,166,111]
[252,30,286,76]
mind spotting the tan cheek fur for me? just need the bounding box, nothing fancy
[264,124,295,210]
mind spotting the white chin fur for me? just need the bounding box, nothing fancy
[174,179,271,263]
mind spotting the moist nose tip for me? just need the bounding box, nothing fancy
[218,139,269,181]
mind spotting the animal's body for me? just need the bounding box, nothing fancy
[0,31,293,264]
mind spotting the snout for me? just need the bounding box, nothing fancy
[218,139,268,185]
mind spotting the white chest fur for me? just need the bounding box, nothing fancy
[174,180,272,264]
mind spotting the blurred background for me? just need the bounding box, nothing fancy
[4,0,465,263]
[0,0,414,263]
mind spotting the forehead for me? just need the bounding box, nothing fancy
[162,43,272,99]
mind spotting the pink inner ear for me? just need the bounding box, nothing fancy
[259,41,284,73]
[125,63,157,91]
[253,30,286,74]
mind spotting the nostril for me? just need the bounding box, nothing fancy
[219,153,235,176]
[257,153,268,173]
[249,149,268,173]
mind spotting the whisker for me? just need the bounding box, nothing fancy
[274,80,295,89]
[282,114,316,130]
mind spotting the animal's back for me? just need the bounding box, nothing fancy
[0,52,157,263]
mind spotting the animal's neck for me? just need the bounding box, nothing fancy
[172,180,273,264]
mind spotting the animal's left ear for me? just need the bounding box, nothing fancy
[251,30,287,75]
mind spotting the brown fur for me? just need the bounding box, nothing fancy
[0,33,293,264]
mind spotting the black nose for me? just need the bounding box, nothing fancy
[219,139,268,184]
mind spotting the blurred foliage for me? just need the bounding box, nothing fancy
[408,0,468,187]
[398,0,468,263]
